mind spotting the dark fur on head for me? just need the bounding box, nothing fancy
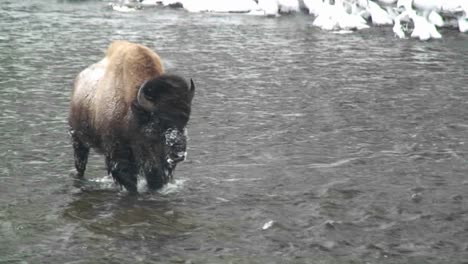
[137,75,194,130]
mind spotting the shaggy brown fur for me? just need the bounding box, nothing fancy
[69,40,194,193]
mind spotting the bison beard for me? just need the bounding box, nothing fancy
[68,41,194,193]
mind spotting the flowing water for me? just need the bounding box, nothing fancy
[1,1,468,263]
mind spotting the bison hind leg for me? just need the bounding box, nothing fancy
[72,135,89,178]
[107,154,138,194]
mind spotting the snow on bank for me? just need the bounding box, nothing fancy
[110,0,468,40]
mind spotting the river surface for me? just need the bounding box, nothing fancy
[1,1,468,263]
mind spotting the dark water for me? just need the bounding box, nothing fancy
[1,1,468,263]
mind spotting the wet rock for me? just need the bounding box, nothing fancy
[411,193,423,203]
[167,2,183,9]
[324,220,339,230]
[451,194,463,203]
[410,186,425,193]
[444,213,459,221]
[183,247,199,251]
[214,247,223,252]
[420,214,433,220]
[366,243,383,250]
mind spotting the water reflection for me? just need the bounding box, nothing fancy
[63,191,196,239]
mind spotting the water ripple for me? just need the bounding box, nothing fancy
[1,1,468,263]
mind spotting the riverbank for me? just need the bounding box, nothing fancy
[109,0,468,41]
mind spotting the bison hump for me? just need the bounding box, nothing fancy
[107,41,164,81]
[102,41,165,107]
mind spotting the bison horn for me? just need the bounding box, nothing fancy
[137,80,157,112]
[189,79,195,100]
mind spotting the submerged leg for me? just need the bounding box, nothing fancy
[145,166,169,191]
[112,161,138,193]
[72,136,89,178]
[107,148,138,193]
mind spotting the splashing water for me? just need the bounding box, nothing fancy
[157,179,186,195]
[84,175,186,194]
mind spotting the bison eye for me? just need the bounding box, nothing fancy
[143,88,158,101]
[164,115,189,130]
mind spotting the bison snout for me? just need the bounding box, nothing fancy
[168,151,186,164]
[166,151,187,169]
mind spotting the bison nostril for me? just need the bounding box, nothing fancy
[167,152,186,165]
[173,156,185,163]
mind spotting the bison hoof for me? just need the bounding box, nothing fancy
[70,170,84,179]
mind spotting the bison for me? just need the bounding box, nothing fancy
[68,40,195,193]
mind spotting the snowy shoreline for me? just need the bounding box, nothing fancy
[110,0,468,41]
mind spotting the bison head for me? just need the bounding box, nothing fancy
[133,74,195,189]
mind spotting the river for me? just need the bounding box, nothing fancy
[1,1,468,263]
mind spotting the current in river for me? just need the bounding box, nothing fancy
[1,1,468,263]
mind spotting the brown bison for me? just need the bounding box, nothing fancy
[68,40,195,193]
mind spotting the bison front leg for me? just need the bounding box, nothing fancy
[144,166,169,191]
[72,135,89,178]
[106,148,138,193]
